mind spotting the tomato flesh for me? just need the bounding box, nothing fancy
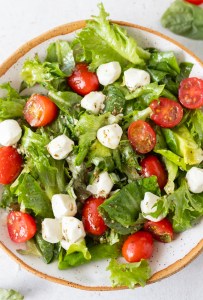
[140,155,168,189]
[185,0,203,4]
[122,231,154,262]
[82,197,107,235]
[150,98,183,128]
[128,120,156,154]
[67,63,99,96]
[7,211,37,243]
[144,218,174,243]
[0,146,23,185]
[24,94,58,127]
[178,77,203,109]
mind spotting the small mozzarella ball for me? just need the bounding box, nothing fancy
[42,218,62,243]
[124,68,150,91]
[47,134,74,160]
[81,92,106,114]
[87,171,114,198]
[97,124,123,150]
[140,192,165,222]
[0,119,22,146]
[96,62,121,86]
[62,216,86,244]
[51,194,77,219]
[186,167,203,193]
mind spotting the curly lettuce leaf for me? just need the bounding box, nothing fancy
[75,3,150,70]
[161,0,203,40]
[58,242,121,270]
[46,40,75,75]
[99,177,160,234]
[107,259,151,288]
[0,289,24,300]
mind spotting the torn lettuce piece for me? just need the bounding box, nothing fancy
[0,83,26,120]
[75,112,109,165]
[162,157,178,195]
[187,109,203,148]
[58,242,121,270]
[46,40,75,76]
[99,177,160,235]
[0,289,24,300]
[15,174,53,218]
[162,126,203,165]
[103,83,127,115]
[64,239,91,260]
[122,107,152,130]
[75,3,150,70]
[35,233,55,264]
[155,149,187,171]
[0,185,18,209]
[107,259,151,288]
[17,239,42,257]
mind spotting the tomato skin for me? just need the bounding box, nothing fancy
[7,211,37,243]
[144,218,174,243]
[67,63,99,96]
[0,146,23,185]
[140,155,168,189]
[128,120,156,154]
[178,77,203,109]
[24,94,58,127]
[82,197,107,235]
[185,0,203,4]
[122,231,154,262]
[150,98,183,128]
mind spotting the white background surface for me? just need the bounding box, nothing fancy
[0,0,202,299]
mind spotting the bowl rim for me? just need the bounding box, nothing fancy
[0,20,203,291]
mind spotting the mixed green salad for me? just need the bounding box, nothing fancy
[1,3,203,289]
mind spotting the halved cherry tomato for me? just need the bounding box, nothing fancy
[178,77,203,109]
[67,63,99,96]
[144,218,174,243]
[23,94,58,127]
[150,98,183,128]
[82,197,107,235]
[7,211,37,243]
[0,146,23,185]
[128,120,156,154]
[140,155,168,189]
[122,231,154,262]
[185,0,203,4]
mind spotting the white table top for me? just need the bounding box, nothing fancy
[0,0,202,299]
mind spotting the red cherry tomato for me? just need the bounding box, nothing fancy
[144,218,174,243]
[185,0,203,4]
[122,231,154,262]
[0,146,23,185]
[7,211,37,243]
[82,197,107,235]
[140,155,168,189]
[67,63,99,96]
[24,94,58,127]
[128,120,156,154]
[150,98,183,128]
[178,77,203,109]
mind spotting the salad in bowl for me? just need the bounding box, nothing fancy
[0,3,203,289]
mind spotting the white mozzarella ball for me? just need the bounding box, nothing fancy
[42,218,62,243]
[0,119,22,146]
[87,171,114,198]
[97,124,123,150]
[124,68,150,91]
[140,192,165,222]
[81,92,106,114]
[96,62,121,86]
[62,217,86,244]
[186,167,203,193]
[51,194,77,219]
[47,134,74,160]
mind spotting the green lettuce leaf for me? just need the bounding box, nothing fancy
[155,149,187,170]
[65,239,91,260]
[148,50,180,75]
[99,177,160,234]
[103,83,127,115]
[162,157,178,195]
[0,289,24,300]
[187,109,203,148]
[75,3,150,70]
[122,107,152,130]
[161,0,203,40]
[107,259,151,288]
[0,185,18,209]
[46,40,75,75]
[35,233,55,263]
[17,239,42,257]
[58,242,121,270]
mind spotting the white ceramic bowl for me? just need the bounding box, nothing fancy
[0,21,203,291]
